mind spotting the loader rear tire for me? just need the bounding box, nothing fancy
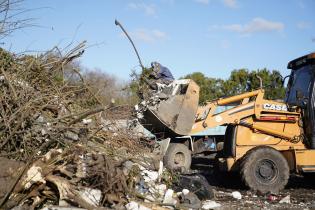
[240,147,289,194]
[164,143,191,171]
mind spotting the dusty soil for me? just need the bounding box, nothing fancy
[192,156,315,209]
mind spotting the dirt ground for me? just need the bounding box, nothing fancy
[192,156,315,209]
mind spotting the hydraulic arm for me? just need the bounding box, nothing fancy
[191,89,300,141]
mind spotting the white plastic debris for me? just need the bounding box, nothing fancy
[279,195,290,204]
[182,189,190,195]
[78,187,102,206]
[142,170,159,182]
[82,118,92,124]
[231,191,242,200]
[202,200,221,209]
[126,201,139,210]
[155,184,167,197]
[163,189,177,205]
[158,160,163,177]
[144,194,155,203]
[126,201,151,210]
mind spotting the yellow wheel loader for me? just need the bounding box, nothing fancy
[138,52,315,193]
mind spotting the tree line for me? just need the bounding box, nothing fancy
[83,67,286,106]
[183,68,285,104]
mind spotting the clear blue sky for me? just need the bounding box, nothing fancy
[3,0,315,80]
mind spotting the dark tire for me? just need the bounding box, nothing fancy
[164,143,191,171]
[240,147,289,194]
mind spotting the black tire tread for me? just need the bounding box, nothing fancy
[240,146,289,194]
[164,143,191,171]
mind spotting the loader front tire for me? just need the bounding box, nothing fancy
[240,147,289,194]
[164,143,191,171]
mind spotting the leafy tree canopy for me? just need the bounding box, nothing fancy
[183,69,285,104]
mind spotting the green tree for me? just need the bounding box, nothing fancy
[248,69,285,100]
[182,69,285,104]
[221,69,249,96]
[183,72,223,104]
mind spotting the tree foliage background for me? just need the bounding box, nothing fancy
[183,68,285,104]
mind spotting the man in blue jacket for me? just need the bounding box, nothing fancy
[151,61,174,85]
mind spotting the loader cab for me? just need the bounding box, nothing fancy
[286,53,315,148]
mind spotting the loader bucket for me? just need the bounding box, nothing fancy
[140,79,200,137]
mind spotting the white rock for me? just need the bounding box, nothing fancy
[231,191,242,200]
[126,201,151,210]
[279,195,290,204]
[182,189,190,195]
[202,200,221,209]
[78,187,102,206]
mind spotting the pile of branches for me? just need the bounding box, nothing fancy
[0,43,146,160]
[0,43,152,209]
[4,145,135,209]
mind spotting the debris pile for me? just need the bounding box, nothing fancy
[0,44,219,210]
[0,44,158,209]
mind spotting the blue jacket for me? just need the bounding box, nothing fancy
[152,62,174,81]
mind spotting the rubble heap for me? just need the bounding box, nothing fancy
[0,44,219,210]
[0,44,159,209]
